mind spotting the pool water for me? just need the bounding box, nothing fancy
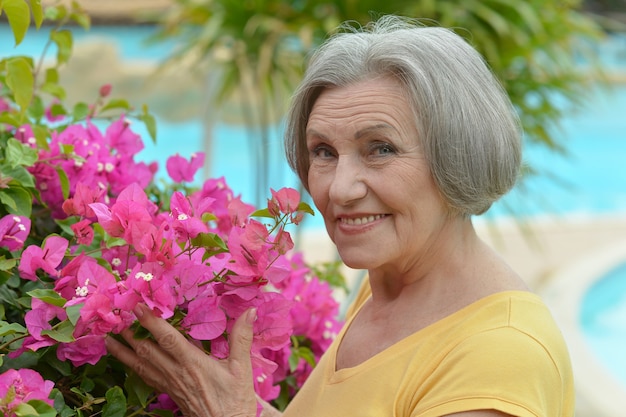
[581,261,626,388]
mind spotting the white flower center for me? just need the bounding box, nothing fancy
[135,272,154,282]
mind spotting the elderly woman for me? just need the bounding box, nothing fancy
[106,16,574,417]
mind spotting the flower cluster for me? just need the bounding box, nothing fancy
[0,368,54,417]
[1,7,344,414]
[1,114,343,415]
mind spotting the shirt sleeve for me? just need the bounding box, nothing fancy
[410,326,569,417]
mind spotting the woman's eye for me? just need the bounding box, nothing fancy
[372,143,396,156]
[311,145,335,158]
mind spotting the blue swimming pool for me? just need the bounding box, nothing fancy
[581,260,626,388]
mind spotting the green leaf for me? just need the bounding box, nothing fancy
[72,102,89,121]
[66,303,83,325]
[69,3,91,30]
[45,67,59,83]
[22,400,57,417]
[0,321,27,336]
[105,237,127,248]
[125,372,153,408]
[297,201,315,215]
[41,319,75,342]
[251,208,273,218]
[50,29,73,65]
[0,185,33,217]
[31,0,44,28]
[13,402,38,417]
[0,164,36,188]
[31,124,50,149]
[55,165,70,200]
[0,113,22,127]
[6,137,38,168]
[102,386,127,417]
[39,81,66,99]
[0,256,17,271]
[139,109,157,143]
[27,288,67,307]
[2,0,31,46]
[289,345,316,372]
[28,94,45,120]
[43,5,67,22]
[190,232,228,252]
[6,57,34,113]
[100,98,131,112]
[201,212,217,222]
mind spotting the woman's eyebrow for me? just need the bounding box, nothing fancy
[354,124,396,139]
[306,123,396,141]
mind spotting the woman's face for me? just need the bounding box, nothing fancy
[305,76,451,272]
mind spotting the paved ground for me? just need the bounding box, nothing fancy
[43,0,172,22]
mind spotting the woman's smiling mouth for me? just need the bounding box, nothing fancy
[339,214,388,226]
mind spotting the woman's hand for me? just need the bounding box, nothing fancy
[105,304,259,417]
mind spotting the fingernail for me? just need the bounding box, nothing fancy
[133,304,144,318]
[246,308,257,325]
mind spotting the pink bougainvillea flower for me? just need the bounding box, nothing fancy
[165,257,214,304]
[226,224,270,282]
[104,116,144,156]
[62,182,105,218]
[166,152,205,183]
[76,292,131,336]
[169,191,209,240]
[273,227,294,255]
[71,219,94,245]
[253,366,281,403]
[22,298,67,353]
[148,393,180,415]
[0,368,55,413]
[0,214,31,251]
[57,334,107,367]
[13,124,36,148]
[90,183,155,244]
[18,235,69,281]
[253,292,293,351]
[125,262,176,319]
[269,187,300,215]
[0,96,9,113]
[55,252,96,301]
[181,295,227,340]
[228,195,255,227]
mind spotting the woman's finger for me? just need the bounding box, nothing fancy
[105,333,166,390]
[132,304,190,355]
[228,308,256,376]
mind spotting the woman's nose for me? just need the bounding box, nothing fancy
[328,156,367,205]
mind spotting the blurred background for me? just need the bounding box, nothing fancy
[1,0,625,415]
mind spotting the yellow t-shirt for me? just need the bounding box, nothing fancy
[283,284,574,417]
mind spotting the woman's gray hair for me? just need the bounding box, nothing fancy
[284,15,522,216]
